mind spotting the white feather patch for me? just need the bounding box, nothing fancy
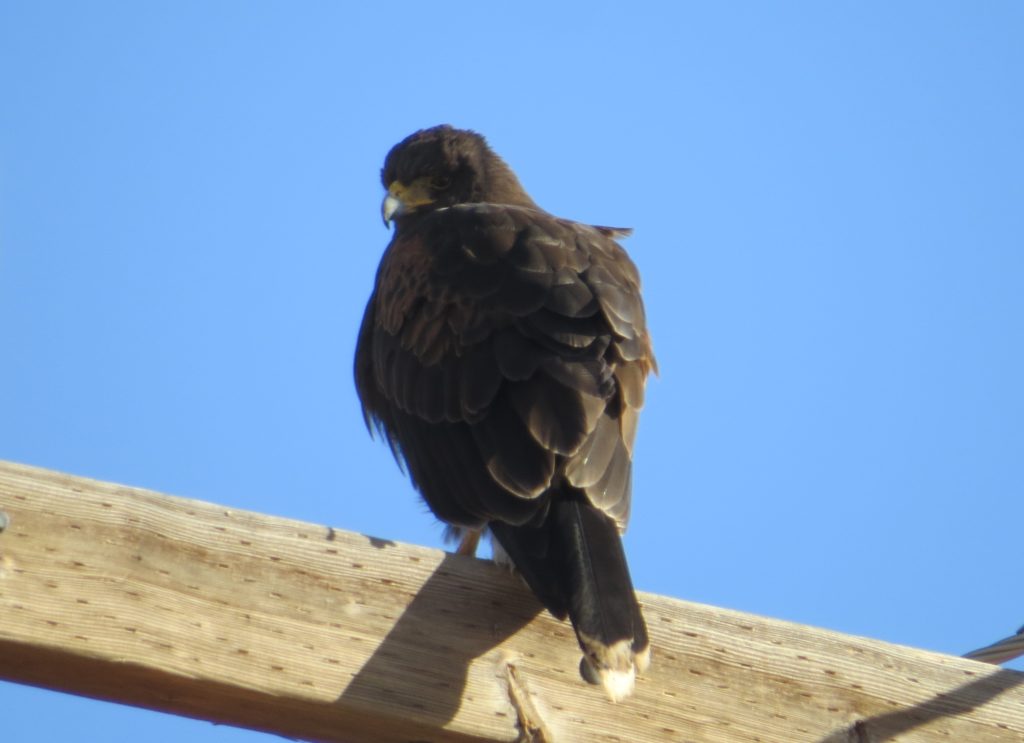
[596,664,636,703]
[578,636,644,702]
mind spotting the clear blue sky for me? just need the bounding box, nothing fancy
[2,3,1022,740]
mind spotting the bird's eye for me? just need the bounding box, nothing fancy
[430,175,451,190]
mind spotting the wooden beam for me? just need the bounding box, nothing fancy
[0,460,1021,742]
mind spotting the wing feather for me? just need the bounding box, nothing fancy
[354,203,654,529]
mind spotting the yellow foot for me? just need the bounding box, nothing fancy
[456,529,482,556]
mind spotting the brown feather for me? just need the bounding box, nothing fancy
[355,125,656,699]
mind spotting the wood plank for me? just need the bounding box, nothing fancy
[0,460,1021,742]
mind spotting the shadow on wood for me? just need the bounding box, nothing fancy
[3,460,1024,742]
[819,667,1024,743]
[336,552,543,733]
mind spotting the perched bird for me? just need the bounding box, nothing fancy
[354,125,656,701]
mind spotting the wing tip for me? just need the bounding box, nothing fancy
[591,224,634,239]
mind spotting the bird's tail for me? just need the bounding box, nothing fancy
[491,499,649,701]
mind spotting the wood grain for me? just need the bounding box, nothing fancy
[0,460,1021,742]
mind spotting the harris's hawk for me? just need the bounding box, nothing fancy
[355,125,656,701]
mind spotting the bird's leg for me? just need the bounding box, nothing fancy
[456,528,482,556]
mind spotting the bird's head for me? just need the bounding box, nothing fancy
[380,125,537,226]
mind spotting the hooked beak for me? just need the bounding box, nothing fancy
[381,179,435,227]
[381,192,401,226]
